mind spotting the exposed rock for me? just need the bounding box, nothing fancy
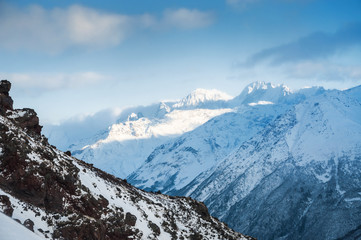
[0,80,11,94]
[125,212,137,226]
[0,195,13,217]
[149,221,160,236]
[8,108,43,135]
[24,219,35,232]
[0,80,13,113]
[0,80,42,135]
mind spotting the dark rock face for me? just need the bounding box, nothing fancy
[125,212,137,226]
[0,80,11,94]
[0,195,13,217]
[24,219,35,232]
[9,108,43,135]
[0,80,13,113]
[0,80,42,136]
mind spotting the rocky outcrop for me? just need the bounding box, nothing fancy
[0,79,42,136]
[8,108,43,135]
[0,195,13,217]
[0,80,13,114]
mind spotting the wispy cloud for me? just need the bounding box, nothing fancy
[0,71,107,92]
[284,61,361,82]
[162,8,215,29]
[0,5,133,53]
[0,4,215,54]
[243,23,361,66]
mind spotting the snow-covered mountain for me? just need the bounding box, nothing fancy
[45,88,234,178]
[127,104,289,194]
[45,82,324,180]
[40,80,361,239]
[181,87,361,239]
[0,80,253,240]
[127,83,361,239]
[128,82,326,195]
[230,81,292,105]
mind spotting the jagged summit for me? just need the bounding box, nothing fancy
[173,88,233,108]
[246,81,290,94]
[232,81,292,105]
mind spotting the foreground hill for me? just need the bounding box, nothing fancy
[0,80,253,240]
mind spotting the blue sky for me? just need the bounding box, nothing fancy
[0,0,360,124]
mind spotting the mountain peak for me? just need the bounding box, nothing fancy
[173,88,233,108]
[245,81,291,94]
[233,81,292,105]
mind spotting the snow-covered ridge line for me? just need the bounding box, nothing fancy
[46,81,327,179]
[173,88,233,108]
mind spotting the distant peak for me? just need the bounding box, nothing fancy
[246,81,273,93]
[173,88,232,108]
[232,81,292,105]
[245,81,291,95]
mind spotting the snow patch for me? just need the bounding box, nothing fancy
[248,101,274,106]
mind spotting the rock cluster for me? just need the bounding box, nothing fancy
[0,80,42,135]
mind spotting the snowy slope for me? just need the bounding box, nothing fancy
[62,89,234,178]
[0,212,44,240]
[128,82,325,195]
[128,104,290,194]
[185,87,361,239]
[46,82,325,180]
[0,80,253,240]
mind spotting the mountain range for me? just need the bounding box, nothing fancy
[0,80,253,240]
[44,81,361,239]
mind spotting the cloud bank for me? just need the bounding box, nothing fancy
[244,23,361,66]
[0,4,215,54]
[0,71,106,93]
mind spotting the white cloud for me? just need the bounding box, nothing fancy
[0,4,215,54]
[162,8,215,29]
[0,4,134,53]
[0,71,107,91]
[65,6,131,46]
